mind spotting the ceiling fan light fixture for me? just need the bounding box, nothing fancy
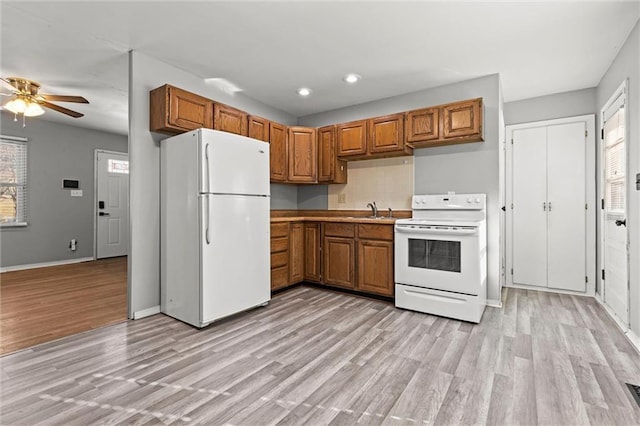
[24,102,45,117]
[4,97,27,114]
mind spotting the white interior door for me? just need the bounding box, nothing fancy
[96,150,129,259]
[602,94,628,325]
[512,126,548,287]
[547,122,586,292]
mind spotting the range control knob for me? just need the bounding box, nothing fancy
[475,198,480,203]
[467,198,473,204]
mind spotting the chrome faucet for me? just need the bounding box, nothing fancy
[367,201,378,217]
[387,207,393,218]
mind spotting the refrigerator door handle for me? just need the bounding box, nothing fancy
[205,194,211,244]
[205,143,210,193]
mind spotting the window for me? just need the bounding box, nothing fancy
[108,158,129,174]
[0,136,28,226]
[603,105,625,214]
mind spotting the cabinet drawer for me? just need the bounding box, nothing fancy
[271,223,289,238]
[271,251,288,269]
[271,266,289,290]
[358,224,393,241]
[324,222,355,238]
[271,237,289,253]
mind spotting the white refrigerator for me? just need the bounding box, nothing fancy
[161,129,270,328]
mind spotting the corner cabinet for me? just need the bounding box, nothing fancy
[304,222,322,282]
[214,103,247,136]
[287,127,317,183]
[289,222,305,283]
[318,126,347,184]
[150,85,213,135]
[406,98,483,148]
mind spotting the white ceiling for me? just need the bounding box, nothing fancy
[1,1,639,136]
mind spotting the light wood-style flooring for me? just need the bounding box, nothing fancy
[0,257,127,355]
[1,286,640,425]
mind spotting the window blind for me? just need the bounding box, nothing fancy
[0,135,28,225]
[603,108,625,213]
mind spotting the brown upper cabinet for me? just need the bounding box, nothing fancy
[337,120,367,157]
[269,122,288,182]
[248,115,270,142]
[214,103,247,136]
[369,113,409,155]
[405,107,439,143]
[406,98,483,148]
[150,85,213,135]
[287,127,317,183]
[337,114,412,160]
[318,126,347,184]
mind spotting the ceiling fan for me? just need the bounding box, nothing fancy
[1,77,89,125]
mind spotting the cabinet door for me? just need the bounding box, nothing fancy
[214,103,248,136]
[357,240,394,296]
[270,122,287,182]
[248,115,270,142]
[151,85,213,134]
[287,127,317,183]
[304,223,321,282]
[289,223,304,284]
[442,98,482,140]
[369,113,405,154]
[405,107,439,143]
[337,120,367,156]
[318,126,347,184]
[323,236,355,289]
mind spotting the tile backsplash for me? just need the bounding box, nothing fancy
[328,156,414,210]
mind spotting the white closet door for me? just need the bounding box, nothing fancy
[512,127,548,287]
[547,122,586,291]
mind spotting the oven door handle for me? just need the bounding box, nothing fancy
[395,226,478,235]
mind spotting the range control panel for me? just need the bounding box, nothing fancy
[412,193,486,210]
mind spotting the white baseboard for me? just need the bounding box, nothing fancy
[486,299,502,308]
[0,257,94,273]
[595,294,640,355]
[133,306,160,320]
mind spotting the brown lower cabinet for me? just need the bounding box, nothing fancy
[271,220,394,297]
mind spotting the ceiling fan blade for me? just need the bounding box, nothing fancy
[0,78,17,92]
[40,94,89,104]
[41,101,84,118]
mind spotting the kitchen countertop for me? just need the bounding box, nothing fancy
[270,216,398,225]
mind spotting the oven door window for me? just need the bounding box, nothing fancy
[408,239,461,273]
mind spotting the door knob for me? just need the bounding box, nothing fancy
[615,219,626,227]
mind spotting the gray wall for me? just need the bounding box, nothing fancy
[0,112,127,268]
[297,185,328,210]
[300,75,502,305]
[271,184,298,209]
[129,51,297,318]
[596,20,640,336]
[504,88,597,125]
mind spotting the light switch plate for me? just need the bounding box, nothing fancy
[70,190,83,197]
[338,193,346,203]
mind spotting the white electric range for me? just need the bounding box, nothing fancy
[394,193,487,323]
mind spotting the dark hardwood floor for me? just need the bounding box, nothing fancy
[1,286,639,425]
[0,257,127,355]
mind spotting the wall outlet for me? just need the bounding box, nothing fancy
[338,193,346,204]
[70,190,83,197]
[69,238,77,251]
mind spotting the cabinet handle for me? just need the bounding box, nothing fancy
[543,202,546,211]
[548,202,552,212]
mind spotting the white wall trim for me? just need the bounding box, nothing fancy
[486,299,502,308]
[132,305,160,320]
[0,257,94,273]
[595,293,640,355]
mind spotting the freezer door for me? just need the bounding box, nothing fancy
[199,130,270,196]
[200,194,270,324]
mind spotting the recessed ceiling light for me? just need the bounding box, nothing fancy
[343,73,362,84]
[297,87,312,96]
